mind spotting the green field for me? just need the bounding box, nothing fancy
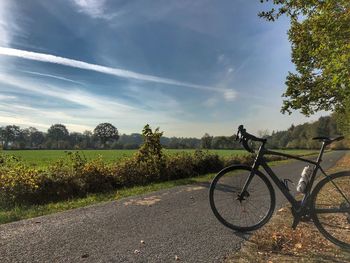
[2,149,318,168]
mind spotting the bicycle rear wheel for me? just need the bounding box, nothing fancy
[311,171,350,249]
[209,165,275,232]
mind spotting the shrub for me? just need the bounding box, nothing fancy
[115,124,167,185]
[115,155,165,186]
[0,154,41,206]
[192,150,223,174]
[164,152,196,180]
[81,157,117,193]
[37,152,117,203]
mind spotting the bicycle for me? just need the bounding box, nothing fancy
[209,125,350,249]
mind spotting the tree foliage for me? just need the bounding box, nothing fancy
[137,124,164,161]
[259,0,350,116]
[201,133,213,149]
[0,125,21,149]
[47,124,69,149]
[93,123,119,148]
[335,96,350,137]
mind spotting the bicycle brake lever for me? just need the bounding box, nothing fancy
[235,130,240,141]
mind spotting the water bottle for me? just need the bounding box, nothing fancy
[297,166,313,193]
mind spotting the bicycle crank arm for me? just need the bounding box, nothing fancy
[291,217,300,230]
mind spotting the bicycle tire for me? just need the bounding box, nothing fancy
[311,171,350,249]
[209,165,275,232]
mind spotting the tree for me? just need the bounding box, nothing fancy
[201,133,213,149]
[212,136,232,149]
[47,124,69,149]
[30,130,45,148]
[336,97,350,137]
[0,125,21,149]
[93,123,119,148]
[259,0,350,116]
[257,129,270,139]
[137,124,163,160]
[82,130,94,149]
[69,132,85,149]
[17,128,30,149]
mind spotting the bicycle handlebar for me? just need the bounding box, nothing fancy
[236,125,267,153]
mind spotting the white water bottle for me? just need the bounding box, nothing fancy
[297,166,313,193]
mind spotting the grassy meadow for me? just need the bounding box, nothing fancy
[2,149,317,168]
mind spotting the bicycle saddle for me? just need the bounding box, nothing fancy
[312,136,344,144]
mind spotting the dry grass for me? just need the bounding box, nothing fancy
[225,153,350,263]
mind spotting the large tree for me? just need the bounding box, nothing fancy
[0,125,21,149]
[47,124,69,149]
[259,0,350,116]
[30,129,45,148]
[93,123,119,148]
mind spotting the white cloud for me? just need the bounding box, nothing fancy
[0,94,16,100]
[0,115,49,129]
[0,74,182,133]
[0,74,242,137]
[0,0,18,47]
[0,47,221,92]
[0,73,133,112]
[223,89,237,101]
[71,0,118,20]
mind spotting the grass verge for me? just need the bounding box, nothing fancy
[225,152,350,263]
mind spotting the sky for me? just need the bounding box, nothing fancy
[0,0,327,137]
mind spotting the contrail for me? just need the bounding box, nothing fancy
[19,70,84,85]
[0,47,217,92]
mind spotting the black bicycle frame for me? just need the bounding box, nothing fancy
[241,141,328,212]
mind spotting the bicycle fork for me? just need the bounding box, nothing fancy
[238,149,263,201]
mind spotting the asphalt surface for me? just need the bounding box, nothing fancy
[0,151,345,263]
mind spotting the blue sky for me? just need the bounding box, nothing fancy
[0,0,326,137]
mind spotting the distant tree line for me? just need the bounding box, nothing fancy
[0,115,347,150]
[266,115,347,149]
[0,123,119,150]
[199,115,348,150]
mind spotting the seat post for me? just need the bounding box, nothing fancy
[316,141,327,164]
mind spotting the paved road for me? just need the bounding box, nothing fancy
[0,151,345,263]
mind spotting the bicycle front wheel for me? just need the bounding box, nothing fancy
[312,171,350,249]
[209,165,275,232]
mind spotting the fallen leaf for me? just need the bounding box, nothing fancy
[295,243,302,249]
